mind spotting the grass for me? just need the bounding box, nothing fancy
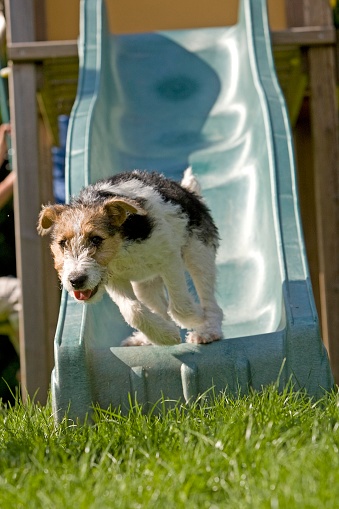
[0,385,339,508]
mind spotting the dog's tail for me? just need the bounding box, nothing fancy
[181,167,202,196]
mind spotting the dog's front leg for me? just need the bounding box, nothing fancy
[106,280,181,346]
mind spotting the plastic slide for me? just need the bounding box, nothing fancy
[51,0,333,421]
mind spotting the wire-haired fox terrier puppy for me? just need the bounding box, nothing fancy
[37,168,223,346]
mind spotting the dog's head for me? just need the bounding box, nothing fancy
[37,197,146,303]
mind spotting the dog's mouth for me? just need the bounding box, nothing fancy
[73,285,99,302]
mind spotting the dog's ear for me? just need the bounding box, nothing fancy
[37,204,65,236]
[104,197,147,226]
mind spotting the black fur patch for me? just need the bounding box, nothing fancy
[102,171,219,247]
[119,213,154,242]
[72,184,154,243]
[74,170,219,246]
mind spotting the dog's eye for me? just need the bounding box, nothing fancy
[89,236,103,247]
[58,239,67,250]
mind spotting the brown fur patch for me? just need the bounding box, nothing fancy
[51,242,64,278]
[49,205,124,277]
[93,235,123,266]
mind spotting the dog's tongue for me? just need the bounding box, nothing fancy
[73,289,93,301]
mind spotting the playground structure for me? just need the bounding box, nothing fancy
[4,0,339,406]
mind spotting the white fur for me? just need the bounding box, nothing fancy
[101,176,222,346]
[42,171,224,346]
[181,166,202,195]
[61,248,107,302]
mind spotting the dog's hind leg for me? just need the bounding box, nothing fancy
[106,280,181,346]
[183,239,224,344]
[161,256,204,329]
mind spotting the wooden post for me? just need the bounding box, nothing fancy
[286,0,339,382]
[5,0,58,402]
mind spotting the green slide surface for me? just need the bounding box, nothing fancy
[51,0,333,421]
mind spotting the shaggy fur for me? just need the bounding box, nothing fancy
[38,169,223,346]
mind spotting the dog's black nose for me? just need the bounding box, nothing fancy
[69,274,88,289]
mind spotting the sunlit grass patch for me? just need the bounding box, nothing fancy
[0,385,339,508]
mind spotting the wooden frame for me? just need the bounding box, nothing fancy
[7,41,78,61]
[272,26,335,45]
[4,0,339,402]
[5,0,59,403]
[285,0,339,383]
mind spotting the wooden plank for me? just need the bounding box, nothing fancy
[34,0,47,41]
[6,33,335,62]
[286,0,339,381]
[271,26,336,46]
[293,100,322,318]
[5,0,35,42]
[285,0,306,27]
[285,0,332,27]
[302,0,332,26]
[6,31,335,64]
[307,1,339,381]
[8,41,78,62]
[5,0,58,402]
[8,64,55,402]
[308,45,339,382]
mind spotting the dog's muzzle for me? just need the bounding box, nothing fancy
[69,274,99,302]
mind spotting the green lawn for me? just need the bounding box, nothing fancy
[0,385,339,508]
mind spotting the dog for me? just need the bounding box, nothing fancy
[37,168,223,346]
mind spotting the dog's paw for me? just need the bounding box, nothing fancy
[121,332,153,347]
[185,330,222,344]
